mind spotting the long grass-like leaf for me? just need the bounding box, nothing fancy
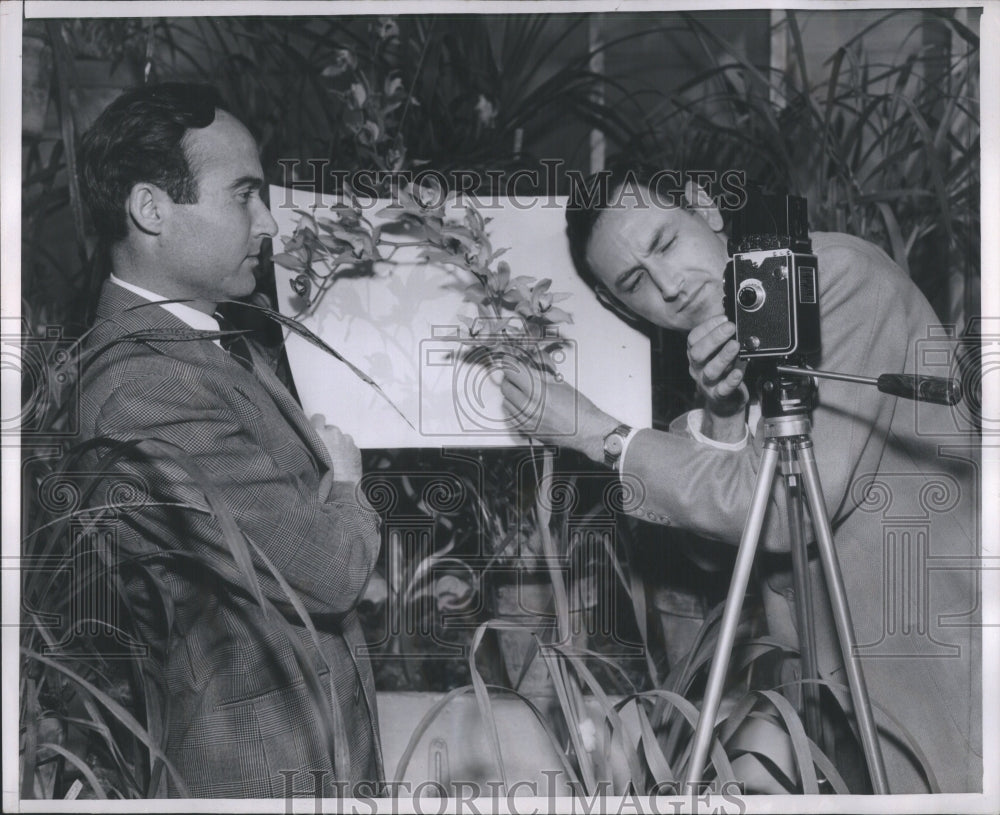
[537,638,598,794]
[756,690,820,793]
[633,701,676,782]
[807,738,850,793]
[21,676,40,799]
[468,621,513,790]
[36,742,108,800]
[624,527,659,686]
[553,645,647,791]
[619,690,735,782]
[20,648,191,796]
[785,11,810,93]
[783,677,941,793]
[103,436,267,614]
[23,611,136,789]
[220,298,415,429]
[894,92,954,248]
[534,450,573,647]
[875,201,910,272]
[933,9,979,47]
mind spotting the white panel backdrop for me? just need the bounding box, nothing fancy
[270,186,651,449]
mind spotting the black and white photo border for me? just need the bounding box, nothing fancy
[1,1,997,813]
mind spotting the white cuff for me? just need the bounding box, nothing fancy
[686,409,749,451]
[617,426,642,475]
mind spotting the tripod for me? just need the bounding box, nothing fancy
[684,367,890,793]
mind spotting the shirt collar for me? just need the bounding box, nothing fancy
[109,273,221,344]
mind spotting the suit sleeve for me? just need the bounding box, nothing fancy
[92,372,381,616]
[620,239,913,552]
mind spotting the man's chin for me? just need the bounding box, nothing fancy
[228,268,259,300]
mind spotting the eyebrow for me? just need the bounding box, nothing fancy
[613,225,666,289]
[229,175,264,191]
[645,224,666,255]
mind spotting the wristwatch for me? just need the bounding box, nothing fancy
[602,423,632,469]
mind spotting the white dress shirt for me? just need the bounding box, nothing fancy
[109,274,222,346]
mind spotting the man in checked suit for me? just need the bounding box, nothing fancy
[76,83,382,798]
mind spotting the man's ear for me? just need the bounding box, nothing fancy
[595,284,639,324]
[126,182,169,236]
[683,180,724,233]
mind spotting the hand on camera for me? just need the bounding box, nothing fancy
[687,315,749,413]
[311,413,363,485]
[687,316,750,444]
[499,364,617,464]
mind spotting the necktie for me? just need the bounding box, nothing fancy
[216,315,254,371]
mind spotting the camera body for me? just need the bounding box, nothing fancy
[418,317,577,436]
[723,188,821,359]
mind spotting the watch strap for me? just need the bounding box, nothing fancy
[603,423,633,468]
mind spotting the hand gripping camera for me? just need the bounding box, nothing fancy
[723,186,821,360]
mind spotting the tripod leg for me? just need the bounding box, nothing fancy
[795,439,889,794]
[779,440,824,748]
[685,440,781,786]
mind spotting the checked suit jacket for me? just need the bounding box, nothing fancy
[78,280,383,798]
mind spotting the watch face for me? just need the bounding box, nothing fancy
[604,433,624,456]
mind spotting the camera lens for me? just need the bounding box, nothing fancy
[737,279,765,312]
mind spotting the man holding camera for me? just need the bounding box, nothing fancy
[500,168,980,792]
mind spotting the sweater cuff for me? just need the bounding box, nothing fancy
[686,409,750,451]
[617,426,642,475]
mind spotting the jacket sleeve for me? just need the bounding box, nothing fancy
[620,238,917,552]
[91,371,381,616]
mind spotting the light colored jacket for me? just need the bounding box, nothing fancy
[622,234,981,792]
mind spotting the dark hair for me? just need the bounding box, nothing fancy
[78,82,229,244]
[565,160,691,292]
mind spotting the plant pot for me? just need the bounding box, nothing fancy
[652,584,708,672]
[493,577,588,697]
[379,690,639,794]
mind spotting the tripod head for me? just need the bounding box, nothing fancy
[754,360,818,420]
[750,356,961,440]
[747,358,961,417]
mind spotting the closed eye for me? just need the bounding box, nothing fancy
[621,269,645,294]
[657,235,677,254]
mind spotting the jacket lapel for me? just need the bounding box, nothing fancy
[244,342,334,471]
[94,280,334,474]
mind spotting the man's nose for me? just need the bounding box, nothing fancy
[254,198,279,238]
[649,266,684,300]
